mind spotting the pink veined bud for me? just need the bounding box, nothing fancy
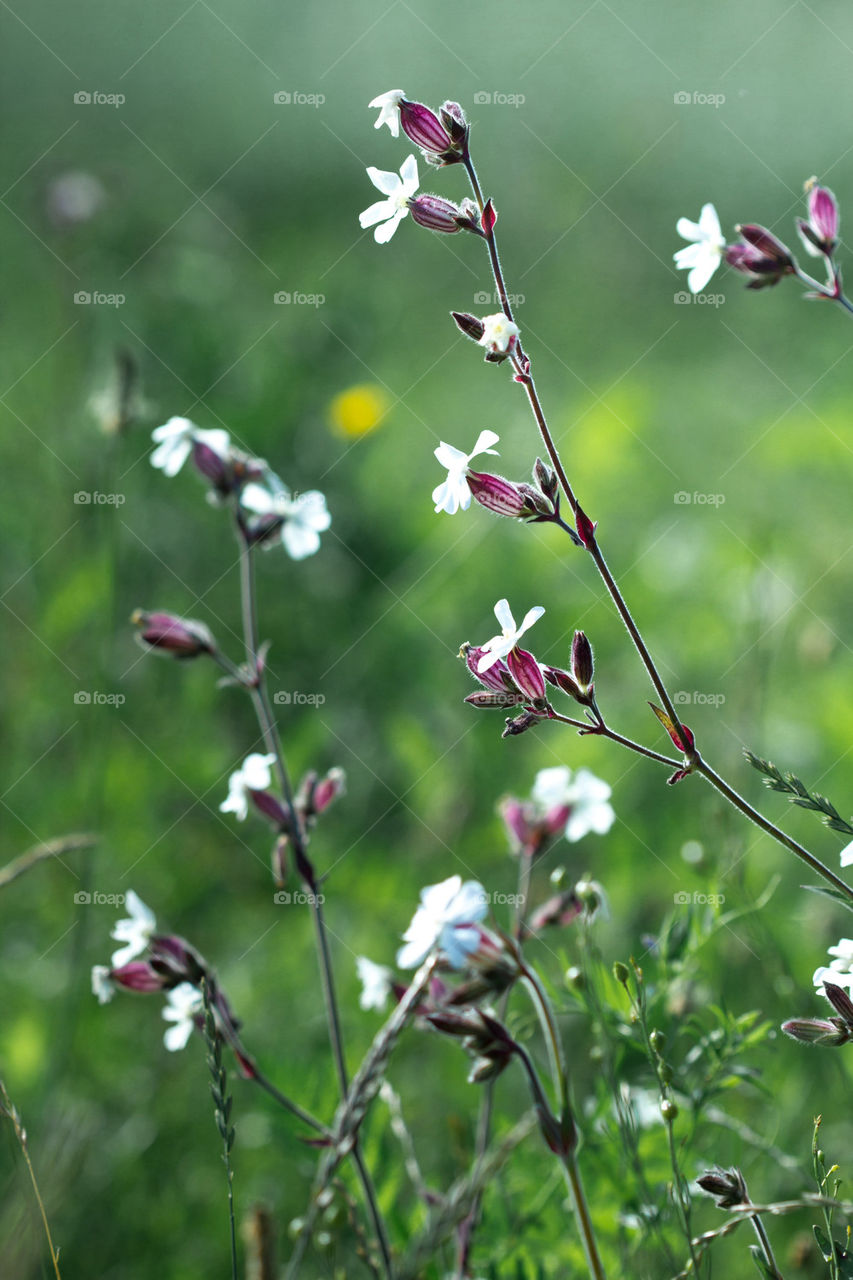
[726,225,795,289]
[464,689,526,710]
[110,960,167,993]
[399,99,462,163]
[543,665,583,701]
[466,471,538,517]
[312,767,346,814]
[132,610,214,658]
[408,194,465,234]
[506,647,546,702]
[460,642,518,693]
[808,183,839,247]
[249,788,291,828]
[781,1017,850,1046]
[451,311,486,342]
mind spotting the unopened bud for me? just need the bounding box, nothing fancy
[399,98,466,165]
[696,1166,748,1209]
[506,647,546,702]
[451,311,486,343]
[726,224,795,289]
[570,630,594,692]
[408,194,468,234]
[466,471,539,518]
[132,610,214,658]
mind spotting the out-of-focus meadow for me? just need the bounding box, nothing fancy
[4,1,853,1275]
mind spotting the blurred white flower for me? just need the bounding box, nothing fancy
[532,765,614,841]
[840,840,853,867]
[674,203,725,294]
[814,937,853,992]
[162,983,203,1051]
[91,964,115,1005]
[397,874,488,969]
[369,89,405,136]
[356,956,393,1011]
[359,154,419,244]
[220,753,277,822]
[432,429,500,515]
[240,481,331,559]
[150,416,230,477]
[477,598,545,673]
[478,313,520,355]
[110,890,156,967]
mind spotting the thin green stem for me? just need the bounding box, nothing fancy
[0,1082,62,1280]
[235,530,394,1279]
[561,1151,608,1280]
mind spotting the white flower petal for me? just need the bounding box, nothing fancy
[374,209,406,243]
[366,166,402,197]
[359,197,395,229]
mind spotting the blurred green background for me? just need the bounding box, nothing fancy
[4,0,853,1275]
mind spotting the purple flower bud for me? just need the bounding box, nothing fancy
[570,630,594,692]
[250,788,291,828]
[408,194,465,234]
[192,437,234,494]
[725,225,795,289]
[527,890,583,933]
[808,183,839,246]
[111,960,167,993]
[464,689,526,709]
[451,311,486,342]
[696,1167,748,1209]
[312,767,346,814]
[399,100,455,158]
[460,642,517,693]
[466,471,537,517]
[506,647,546,701]
[132,610,214,659]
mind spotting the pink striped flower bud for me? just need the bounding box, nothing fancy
[407,194,467,234]
[725,224,794,289]
[506,647,546,702]
[797,181,839,257]
[399,98,468,165]
[111,960,167,993]
[570,630,594,693]
[132,610,214,659]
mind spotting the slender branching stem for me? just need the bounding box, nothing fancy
[0,1081,62,1280]
[461,151,853,905]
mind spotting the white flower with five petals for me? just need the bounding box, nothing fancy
[432,429,500,515]
[674,203,725,294]
[397,875,488,970]
[368,89,405,136]
[531,765,614,841]
[478,314,520,355]
[814,937,853,993]
[477,598,545,673]
[359,155,420,244]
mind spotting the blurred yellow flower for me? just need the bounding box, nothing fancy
[328,383,390,438]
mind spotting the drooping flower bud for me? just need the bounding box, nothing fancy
[132,610,214,659]
[725,224,795,289]
[408,194,471,234]
[466,471,549,518]
[110,959,168,993]
[781,1016,852,1046]
[696,1167,749,1209]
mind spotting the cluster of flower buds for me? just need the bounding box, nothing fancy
[725,224,795,290]
[460,642,550,736]
[92,893,256,1071]
[370,90,469,166]
[781,980,853,1048]
[426,1006,518,1084]
[132,609,215,660]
